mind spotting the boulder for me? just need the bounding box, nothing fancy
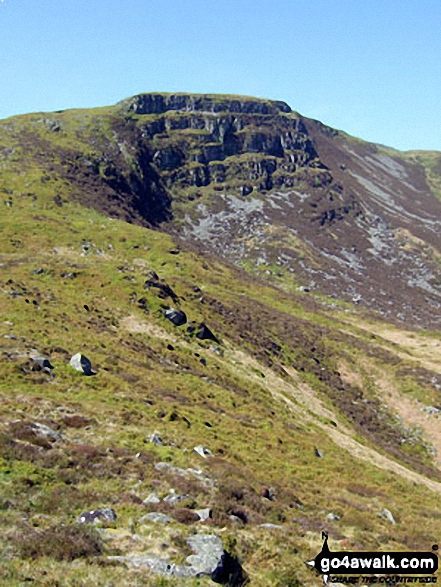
[196,323,219,343]
[142,493,161,505]
[186,534,224,574]
[109,533,248,585]
[139,512,171,524]
[261,487,276,501]
[29,356,54,375]
[163,490,189,504]
[144,278,179,303]
[149,432,164,446]
[77,508,117,524]
[69,353,96,375]
[194,445,214,459]
[31,356,54,371]
[195,508,212,522]
[379,508,396,525]
[165,308,187,326]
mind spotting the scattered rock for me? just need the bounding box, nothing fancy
[165,308,187,326]
[77,508,117,524]
[149,432,164,446]
[29,356,54,375]
[144,277,179,303]
[139,512,171,524]
[240,185,253,196]
[142,493,161,505]
[163,490,189,504]
[326,513,340,521]
[195,508,212,522]
[154,462,213,487]
[194,445,214,458]
[186,534,224,574]
[137,296,148,310]
[421,406,440,416]
[314,447,324,458]
[196,323,220,343]
[33,422,64,442]
[61,272,78,279]
[229,509,248,524]
[261,487,276,501]
[379,508,396,525]
[69,353,96,376]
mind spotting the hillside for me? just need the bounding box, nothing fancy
[1,94,441,586]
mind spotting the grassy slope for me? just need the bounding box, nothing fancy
[1,106,441,586]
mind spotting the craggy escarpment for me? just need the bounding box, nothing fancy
[134,108,329,195]
[118,92,292,116]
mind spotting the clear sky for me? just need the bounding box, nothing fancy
[1,0,440,151]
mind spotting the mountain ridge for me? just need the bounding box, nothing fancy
[1,92,441,585]
[5,91,439,327]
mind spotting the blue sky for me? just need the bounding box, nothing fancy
[1,0,440,151]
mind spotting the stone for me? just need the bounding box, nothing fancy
[143,493,161,505]
[29,356,54,375]
[144,277,179,303]
[33,422,63,441]
[31,356,54,370]
[139,512,171,524]
[186,534,224,574]
[77,508,117,524]
[69,353,96,376]
[165,308,187,326]
[196,323,219,343]
[61,272,78,279]
[194,445,214,459]
[195,508,212,522]
[421,406,440,416]
[314,447,324,458]
[379,508,396,525]
[109,532,247,584]
[261,487,276,501]
[240,185,253,196]
[149,432,164,446]
[154,462,213,487]
[163,490,189,504]
[326,513,340,521]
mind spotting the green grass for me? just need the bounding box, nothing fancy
[1,100,441,585]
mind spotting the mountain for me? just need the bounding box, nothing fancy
[1,93,441,586]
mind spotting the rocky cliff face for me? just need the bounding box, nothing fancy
[119,94,329,198]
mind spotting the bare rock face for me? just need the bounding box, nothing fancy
[119,92,291,116]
